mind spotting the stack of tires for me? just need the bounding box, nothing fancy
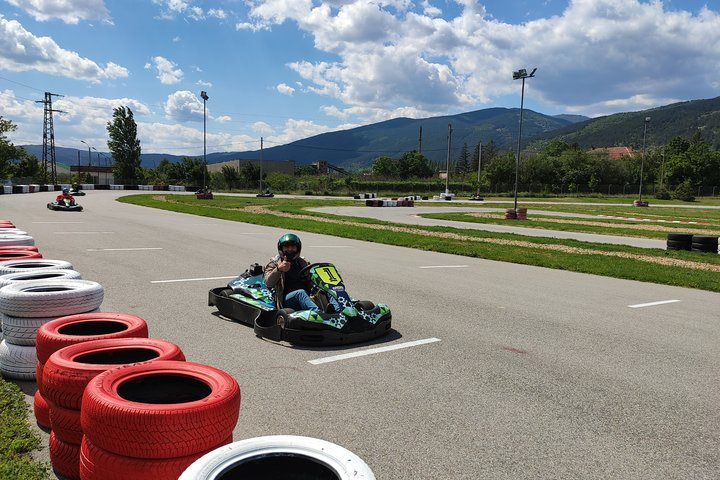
[666,233,693,251]
[34,312,150,431]
[80,361,240,480]
[0,219,34,248]
[691,235,719,254]
[41,336,184,479]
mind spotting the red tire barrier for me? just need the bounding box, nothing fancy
[49,431,81,480]
[36,361,44,390]
[49,402,83,445]
[82,361,241,459]
[42,338,185,410]
[80,435,233,480]
[0,250,42,261]
[34,389,51,429]
[0,245,38,252]
[36,312,148,364]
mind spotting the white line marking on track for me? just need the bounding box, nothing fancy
[87,247,163,252]
[628,299,681,308]
[53,231,114,234]
[419,265,468,269]
[151,276,235,284]
[32,222,84,224]
[309,337,441,365]
[307,245,353,248]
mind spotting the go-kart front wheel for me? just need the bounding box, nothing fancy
[253,308,294,342]
[355,300,375,311]
[276,308,295,328]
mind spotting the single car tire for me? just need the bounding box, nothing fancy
[42,337,186,410]
[0,279,104,318]
[0,313,57,346]
[666,233,693,242]
[36,312,149,364]
[49,401,83,445]
[49,431,81,480]
[34,389,51,429]
[81,361,241,459]
[0,339,36,380]
[0,234,34,247]
[691,235,719,245]
[179,435,376,480]
[0,258,72,274]
[0,245,38,252]
[80,435,233,480]
[0,250,42,261]
[666,239,691,251]
[0,268,82,288]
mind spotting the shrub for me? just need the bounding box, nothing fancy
[671,180,695,202]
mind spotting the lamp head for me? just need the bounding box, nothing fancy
[200,91,209,101]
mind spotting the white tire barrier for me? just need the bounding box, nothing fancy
[0,269,82,288]
[179,435,376,480]
[0,259,73,275]
[0,339,37,380]
[0,279,103,318]
[0,234,34,246]
[0,313,56,346]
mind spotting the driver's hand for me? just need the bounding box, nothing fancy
[278,259,291,272]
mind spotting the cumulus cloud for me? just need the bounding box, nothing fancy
[0,17,128,82]
[163,90,206,122]
[276,83,295,96]
[5,0,111,24]
[243,0,720,118]
[151,56,184,85]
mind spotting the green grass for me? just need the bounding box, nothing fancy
[118,194,720,292]
[0,379,49,480]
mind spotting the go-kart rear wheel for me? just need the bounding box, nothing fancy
[355,300,375,311]
[219,288,233,297]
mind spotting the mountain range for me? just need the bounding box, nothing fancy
[21,96,720,171]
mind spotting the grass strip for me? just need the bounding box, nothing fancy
[0,378,49,480]
[119,194,720,292]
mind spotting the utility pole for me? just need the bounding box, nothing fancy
[418,126,423,154]
[35,92,65,185]
[476,141,482,198]
[445,123,452,195]
[259,137,263,193]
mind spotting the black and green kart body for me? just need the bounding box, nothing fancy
[47,200,83,211]
[208,262,392,346]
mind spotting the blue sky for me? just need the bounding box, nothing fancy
[1,0,719,158]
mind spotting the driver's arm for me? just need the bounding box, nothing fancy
[264,259,282,288]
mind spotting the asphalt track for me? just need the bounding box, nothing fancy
[2,191,719,479]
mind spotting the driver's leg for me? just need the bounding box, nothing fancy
[284,289,320,312]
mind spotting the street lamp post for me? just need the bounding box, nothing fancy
[512,67,536,214]
[445,123,452,195]
[638,116,651,204]
[200,91,209,189]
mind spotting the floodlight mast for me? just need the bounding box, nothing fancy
[512,67,536,214]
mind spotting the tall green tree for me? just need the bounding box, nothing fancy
[455,143,469,176]
[107,106,142,184]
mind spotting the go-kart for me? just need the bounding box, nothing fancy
[208,262,392,346]
[256,189,274,198]
[47,199,83,212]
[69,188,86,196]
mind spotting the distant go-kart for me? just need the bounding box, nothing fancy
[47,199,83,212]
[69,188,86,196]
[208,262,392,346]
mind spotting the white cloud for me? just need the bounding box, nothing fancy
[252,122,275,134]
[245,0,720,118]
[0,17,128,83]
[215,115,232,123]
[276,83,295,96]
[151,56,184,85]
[5,0,111,24]
[164,90,205,122]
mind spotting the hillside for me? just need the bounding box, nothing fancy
[20,96,720,171]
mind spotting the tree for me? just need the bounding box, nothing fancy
[372,155,396,177]
[221,165,240,189]
[107,106,142,184]
[0,116,24,180]
[455,143,469,176]
[397,151,433,178]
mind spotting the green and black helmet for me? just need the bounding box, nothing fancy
[277,233,302,260]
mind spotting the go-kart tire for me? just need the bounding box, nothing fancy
[81,361,241,459]
[0,258,72,275]
[0,268,81,288]
[276,308,295,328]
[36,312,148,364]
[355,300,375,311]
[34,389,51,429]
[178,435,376,480]
[0,339,36,380]
[0,313,56,346]
[49,431,81,480]
[80,435,233,480]
[0,279,103,318]
[219,288,233,297]
[42,338,186,410]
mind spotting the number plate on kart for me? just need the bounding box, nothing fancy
[313,265,342,285]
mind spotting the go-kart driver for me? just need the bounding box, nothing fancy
[56,188,76,205]
[264,233,340,313]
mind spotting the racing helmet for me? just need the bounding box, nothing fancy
[277,233,302,260]
[62,187,70,195]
